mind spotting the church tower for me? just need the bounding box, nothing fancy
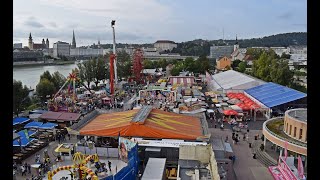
[46,38,49,48]
[71,30,76,49]
[28,33,33,50]
[98,38,101,48]
[42,38,45,48]
[234,35,239,51]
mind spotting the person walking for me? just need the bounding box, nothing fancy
[21,165,26,176]
[27,163,31,174]
[108,160,112,172]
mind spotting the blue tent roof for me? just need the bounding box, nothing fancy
[38,122,58,129]
[245,82,307,108]
[24,121,43,129]
[13,138,35,147]
[13,117,30,126]
[17,130,37,138]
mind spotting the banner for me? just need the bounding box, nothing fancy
[24,129,29,141]
[118,137,137,162]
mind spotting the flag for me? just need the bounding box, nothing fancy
[24,129,30,142]
[297,156,304,178]
[283,141,288,160]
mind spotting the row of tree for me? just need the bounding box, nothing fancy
[231,49,307,93]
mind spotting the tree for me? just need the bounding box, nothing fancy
[143,59,154,69]
[36,78,55,102]
[91,57,107,86]
[197,55,211,73]
[184,57,196,72]
[158,59,168,69]
[51,71,66,91]
[13,80,31,116]
[40,71,53,82]
[232,59,242,69]
[280,52,291,59]
[77,60,94,90]
[171,66,181,76]
[238,61,247,73]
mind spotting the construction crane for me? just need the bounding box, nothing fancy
[109,20,117,95]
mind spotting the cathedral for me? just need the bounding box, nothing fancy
[28,33,49,50]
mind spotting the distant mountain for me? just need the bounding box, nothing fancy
[83,32,306,56]
[171,32,307,56]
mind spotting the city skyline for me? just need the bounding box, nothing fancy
[14,0,307,47]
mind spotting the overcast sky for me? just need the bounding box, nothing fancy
[13,0,307,47]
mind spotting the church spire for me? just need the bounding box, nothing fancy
[71,30,76,48]
[29,32,32,40]
[235,34,238,45]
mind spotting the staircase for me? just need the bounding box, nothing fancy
[251,140,277,167]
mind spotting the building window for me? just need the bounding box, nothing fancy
[294,127,297,137]
[299,129,303,139]
[289,125,292,135]
[286,123,288,132]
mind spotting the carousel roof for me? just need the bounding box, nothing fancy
[79,109,203,140]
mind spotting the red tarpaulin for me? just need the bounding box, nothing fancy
[223,109,238,116]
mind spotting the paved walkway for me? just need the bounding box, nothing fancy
[14,135,127,180]
[209,128,273,180]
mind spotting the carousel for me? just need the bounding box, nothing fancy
[47,73,91,113]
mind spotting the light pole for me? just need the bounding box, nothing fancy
[111,20,118,85]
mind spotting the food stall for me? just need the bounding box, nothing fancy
[54,143,75,161]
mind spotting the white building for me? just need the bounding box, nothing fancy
[13,43,23,49]
[142,47,160,56]
[154,40,177,51]
[70,47,104,57]
[270,47,290,56]
[288,46,307,54]
[53,41,70,58]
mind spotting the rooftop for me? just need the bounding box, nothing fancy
[79,109,203,140]
[287,108,307,122]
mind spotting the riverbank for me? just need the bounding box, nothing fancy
[13,60,76,67]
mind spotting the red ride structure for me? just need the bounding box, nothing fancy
[132,48,144,84]
[109,53,115,95]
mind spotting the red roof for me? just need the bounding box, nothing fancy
[243,55,254,61]
[155,40,176,44]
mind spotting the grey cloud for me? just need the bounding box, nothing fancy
[24,20,44,28]
[292,23,307,27]
[49,22,57,28]
[81,8,119,13]
[277,11,293,19]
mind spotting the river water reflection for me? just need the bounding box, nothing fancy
[13,63,77,89]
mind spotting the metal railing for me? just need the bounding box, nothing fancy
[263,117,307,148]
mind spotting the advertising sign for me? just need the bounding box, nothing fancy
[119,137,137,162]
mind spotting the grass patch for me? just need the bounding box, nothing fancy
[266,119,284,135]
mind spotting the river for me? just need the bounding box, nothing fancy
[13,63,77,89]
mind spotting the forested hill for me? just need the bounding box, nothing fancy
[171,32,307,56]
[91,32,306,56]
[230,32,307,48]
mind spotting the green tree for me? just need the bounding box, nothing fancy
[158,59,168,69]
[13,80,31,116]
[238,61,247,73]
[40,71,53,82]
[51,71,66,90]
[280,52,291,59]
[197,55,211,73]
[232,59,242,69]
[91,57,107,86]
[36,78,55,102]
[184,57,196,72]
[77,60,94,90]
[143,59,154,69]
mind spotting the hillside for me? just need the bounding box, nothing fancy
[88,32,307,56]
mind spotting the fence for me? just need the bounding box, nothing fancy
[103,145,139,180]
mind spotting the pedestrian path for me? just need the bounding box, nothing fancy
[209,128,273,180]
